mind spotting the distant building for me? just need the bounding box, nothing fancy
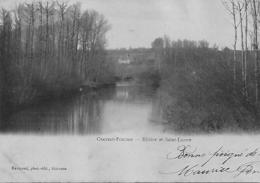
[118,54,131,64]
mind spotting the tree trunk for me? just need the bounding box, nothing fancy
[232,2,237,90]
[252,0,259,112]
[238,2,245,96]
[244,0,248,98]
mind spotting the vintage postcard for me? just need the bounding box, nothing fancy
[0,0,260,182]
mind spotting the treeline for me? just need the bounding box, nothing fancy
[0,1,114,112]
[153,37,259,133]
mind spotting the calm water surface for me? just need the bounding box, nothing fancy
[0,81,166,135]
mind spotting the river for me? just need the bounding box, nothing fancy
[0,81,167,135]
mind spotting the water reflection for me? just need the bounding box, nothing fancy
[0,82,164,135]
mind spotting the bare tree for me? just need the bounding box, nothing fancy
[13,5,22,65]
[223,0,239,89]
[250,0,260,107]
[57,1,68,65]
[237,1,245,95]
[0,9,12,107]
[244,0,249,98]
[38,1,44,76]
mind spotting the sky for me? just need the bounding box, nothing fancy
[0,0,234,49]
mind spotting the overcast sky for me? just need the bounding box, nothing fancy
[0,0,234,49]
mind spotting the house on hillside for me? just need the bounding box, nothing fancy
[118,54,131,64]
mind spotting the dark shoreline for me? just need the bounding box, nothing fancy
[1,82,117,121]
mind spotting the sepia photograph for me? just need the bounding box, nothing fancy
[0,0,260,182]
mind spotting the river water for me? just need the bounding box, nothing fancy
[0,81,166,135]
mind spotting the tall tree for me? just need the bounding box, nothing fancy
[151,37,164,72]
[223,0,239,90]
[0,9,12,108]
[237,1,245,96]
[244,0,249,98]
[57,1,68,65]
[251,0,260,108]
